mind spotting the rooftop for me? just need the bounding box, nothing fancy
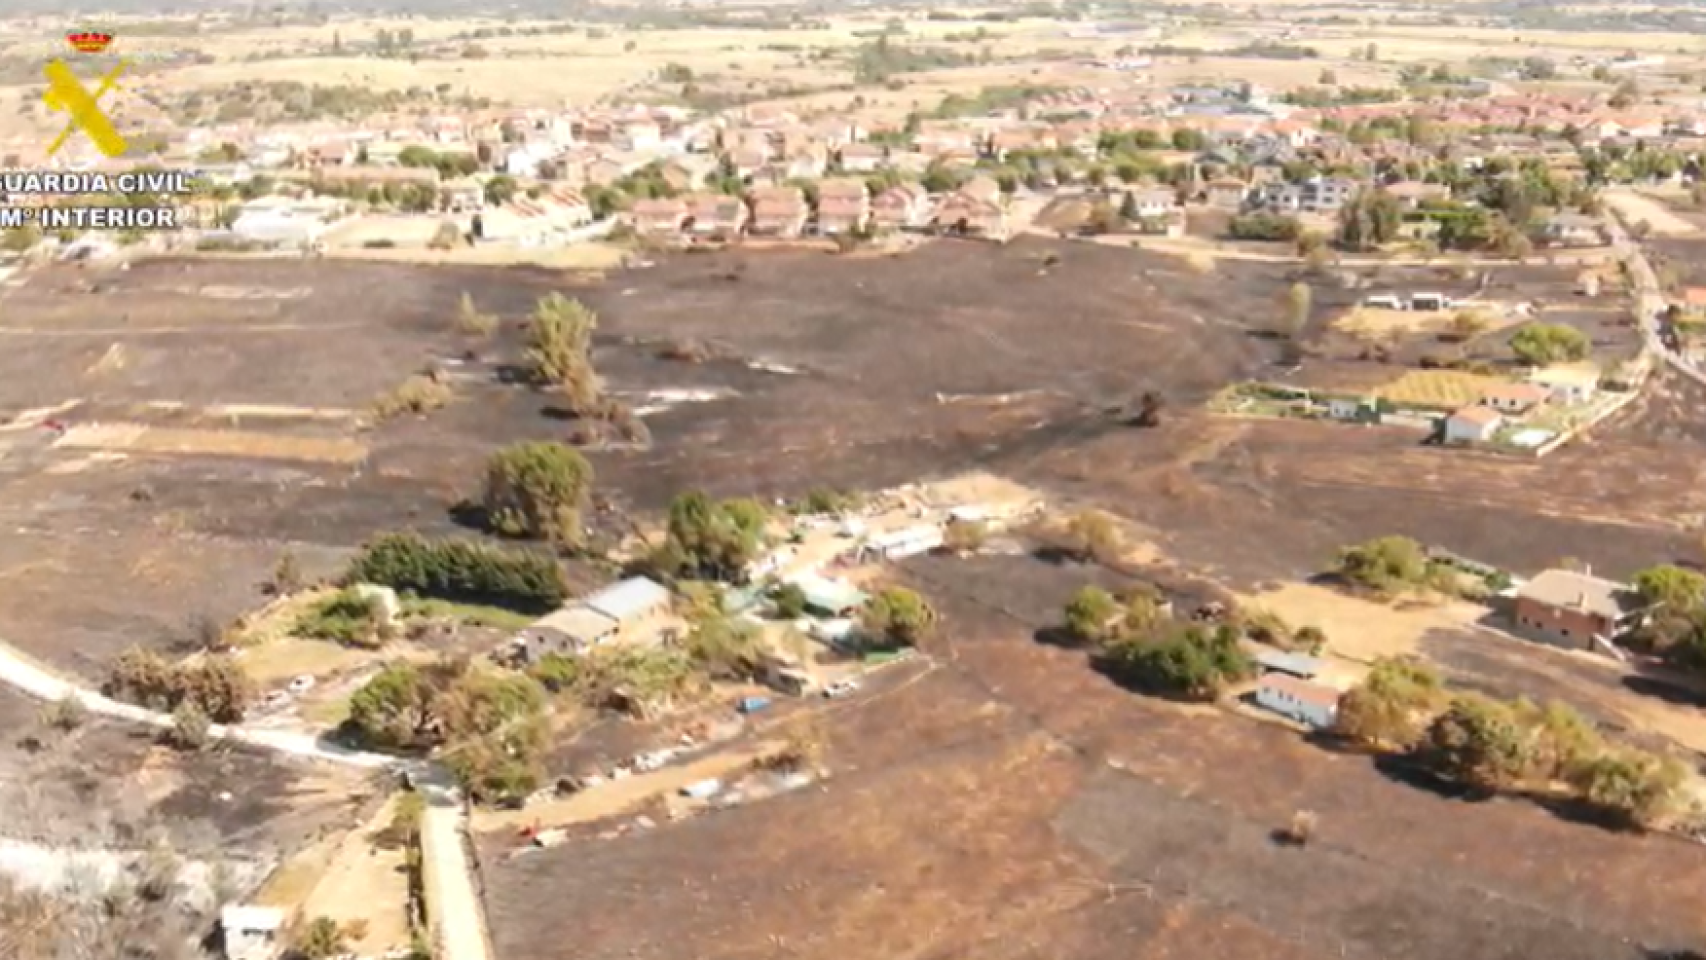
[1254,650,1325,678]
[1450,405,1503,426]
[1515,568,1638,620]
[582,576,672,622]
[1257,673,1343,709]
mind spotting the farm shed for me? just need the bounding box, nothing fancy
[1253,674,1342,729]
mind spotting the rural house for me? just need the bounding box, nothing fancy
[1478,382,1551,415]
[837,142,888,173]
[515,576,675,660]
[1253,674,1341,729]
[871,183,932,231]
[815,178,870,235]
[1511,568,1643,651]
[631,197,688,237]
[1442,405,1503,444]
[748,185,810,237]
[221,905,285,960]
[684,192,749,240]
[932,192,1009,241]
[1528,364,1600,404]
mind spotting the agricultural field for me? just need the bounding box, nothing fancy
[1374,369,1513,408]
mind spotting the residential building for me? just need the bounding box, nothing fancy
[1256,176,1359,214]
[748,185,809,237]
[932,192,1009,241]
[1528,364,1600,404]
[1325,395,1380,423]
[221,905,285,960]
[859,524,945,561]
[1443,404,1503,444]
[871,183,932,231]
[816,178,870,235]
[515,576,675,659]
[838,142,888,173]
[1382,180,1452,209]
[1254,651,1326,680]
[1511,567,1643,651]
[1478,382,1551,415]
[1253,674,1341,729]
[684,192,749,239]
[1122,187,1178,220]
[631,197,688,237]
[788,572,869,618]
[1203,177,1249,210]
[1540,212,1604,247]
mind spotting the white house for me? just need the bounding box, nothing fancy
[221,905,285,960]
[1528,364,1599,404]
[1253,674,1341,729]
[1443,404,1502,444]
[860,524,944,561]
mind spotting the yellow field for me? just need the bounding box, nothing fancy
[1374,370,1510,409]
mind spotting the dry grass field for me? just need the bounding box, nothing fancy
[1373,369,1512,408]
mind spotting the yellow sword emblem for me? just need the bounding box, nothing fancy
[43,58,129,158]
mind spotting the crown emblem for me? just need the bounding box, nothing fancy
[66,31,115,54]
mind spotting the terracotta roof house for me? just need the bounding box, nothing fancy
[1478,382,1551,415]
[1511,568,1644,652]
[631,197,688,237]
[684,192,749,239]
[838,142,889,173]
[932,191,1009,241]
[815,178,870,235]
[871,183,932,231]
[748,185,809,237]
[1442,404,1502,444]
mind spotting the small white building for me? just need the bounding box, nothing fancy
[1443,404,1503,444]
[221,905,285,960]
[1253,674,1341,729]
[860,524,945,561]
[1528,364,1600,405]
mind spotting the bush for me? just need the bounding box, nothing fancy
[1566,748,1687,829]
[1509,322,1589,366]
[1334,535,1428,595]
[454,292,499,338]
[1416,693,1533,791]
[372,374,453,420]
[168,703,212,750]
[346,532,567,612]
[1334,656,1444,749]
[1097,622,1253,700]
[40,695,86,731]
[482,442,594,544]
[527,652,581,693]
[1228,213,1301,241]
[771,583,808,619]
[295,588,383,647]
[106,649,253,722]
[860,586,937,649]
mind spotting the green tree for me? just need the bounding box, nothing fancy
[1417,694,1533,791]
[1334,656,1444,749]
[293,917,348,960]
[1517,698,1600,780]
[482,442,594,544]
[1509,322,1589,366]
[772,583,808,619]
[663,491,770,582]
[1334,535,1428,595]
[1630,564,1706,614]
[1567,748,1687,829]
[1064,585,1120,643]
[346,532,567,610]
[861,586,937,648]
[1098,623,1252,700]
[484,175,518,206]
[1282,281,1312,338]
[524,293,601,412]
[347,662,437,750]
[1336,189,1402,250]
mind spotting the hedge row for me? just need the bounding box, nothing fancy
[346,532,567,612]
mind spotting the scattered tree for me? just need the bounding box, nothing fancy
[860,586,938,649]
[1448,309,1490,341]
[40,695,85,732]
[1566,747,1687,829]
[482,442,594,545]
[1064,509,1119,563]
[659,491,771,582]
[524,293,601,413]
[1097,622,1253,700]
[292,917,349,960]
[1334,656,1444,749]
[1281,281,1312,340]
[454,292,498,338]
[168,703,211,751]
[1064,585,1121,643]
[1334,535,1428,595]
[1417,693,1533,791]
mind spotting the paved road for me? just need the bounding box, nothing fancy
[0,640,497,960]
[1604,198,1706,389]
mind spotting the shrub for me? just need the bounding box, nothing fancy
[40,695,86,731]
[168,703,212,750]
[1334,535,1428,595]
[1334,656,1444,749]
[295,588,383,647]
[346,532,567,612]
[1509,322,1589,366]
[860,587,937,649]
[1097,623,1253,700]
[372,374,453,420]
[771,583,808,619]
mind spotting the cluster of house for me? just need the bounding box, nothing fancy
[1438,363,1603,446]
[629,175,1015,242]
[1249,564,1651,732]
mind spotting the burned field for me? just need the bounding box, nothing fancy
[479,552,1706,960]
[0,241,1286,674]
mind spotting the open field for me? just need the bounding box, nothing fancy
[478,549,1706,960]
[1374,369,1511,408]
[1606,190,1701,239]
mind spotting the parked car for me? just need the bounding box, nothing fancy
[823,679,860,699]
